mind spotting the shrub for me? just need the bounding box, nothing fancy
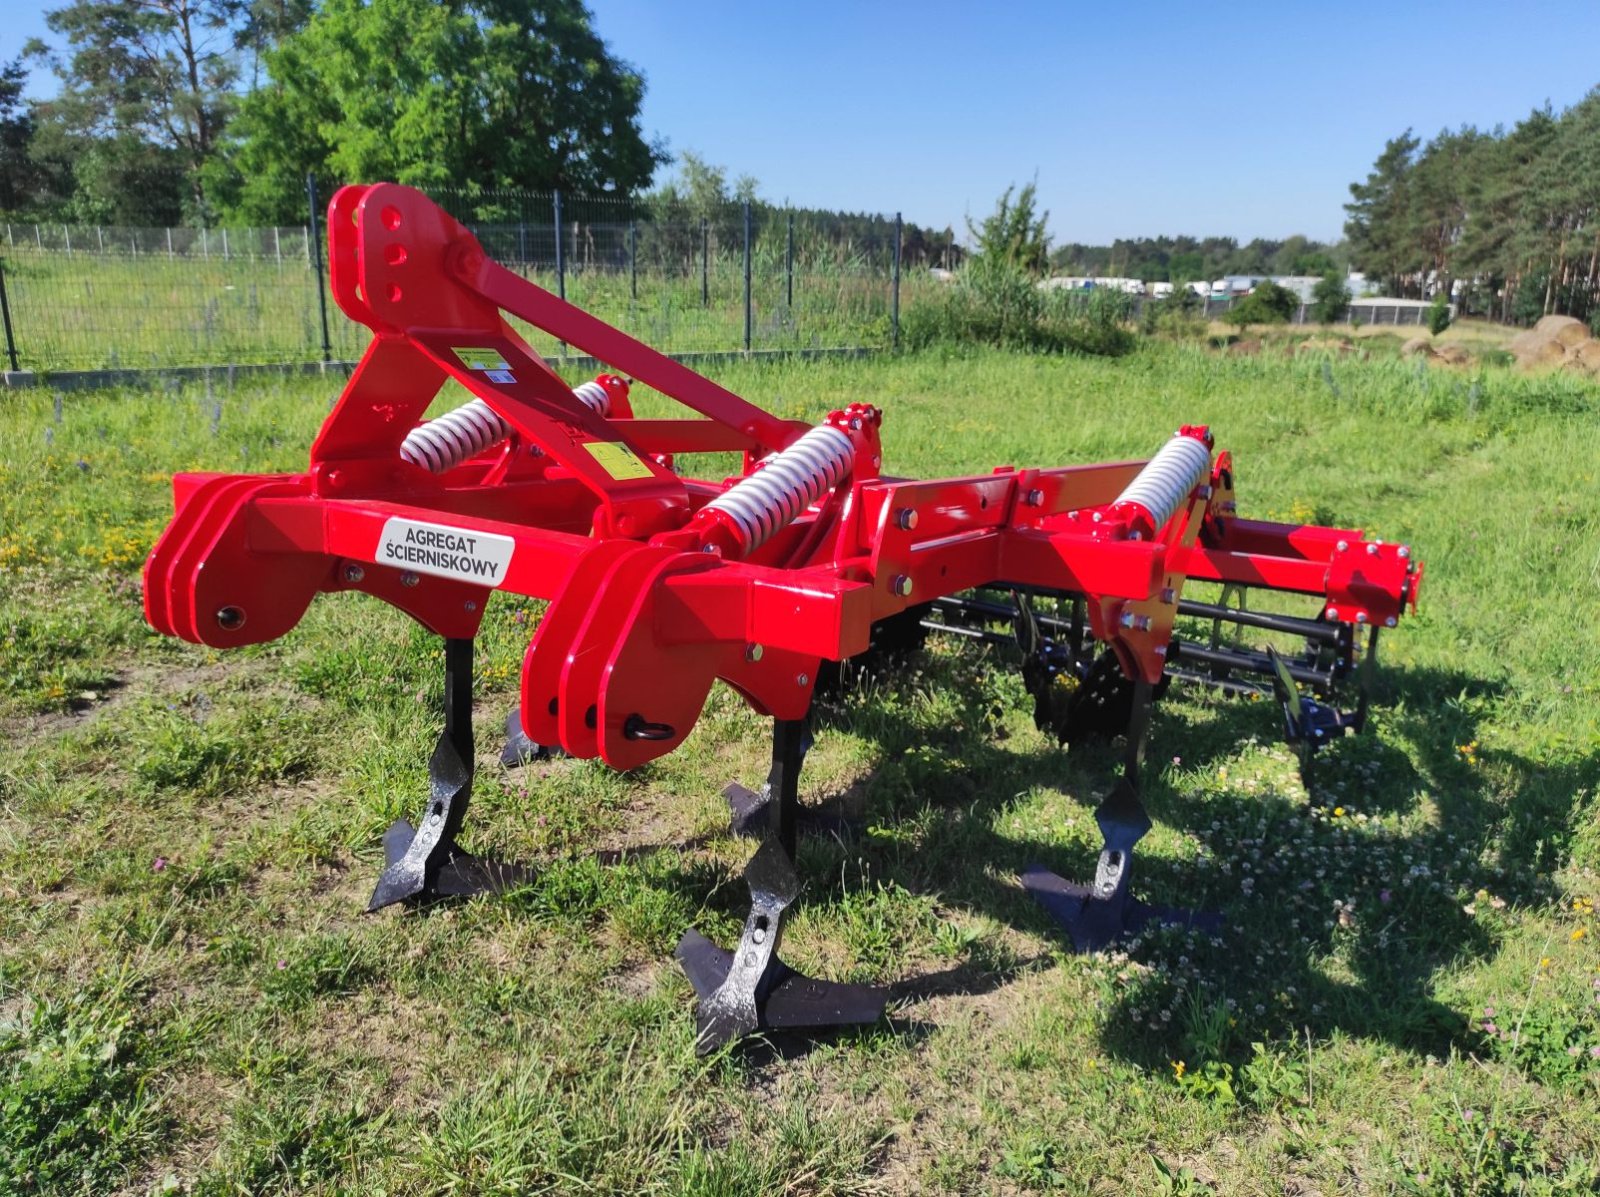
[1226,280,1297,334]
[901,266,1134,357]
[1310,271,1351,323]
[1426,293,1452,336]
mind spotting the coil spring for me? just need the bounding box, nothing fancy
[1113,433,1212,531]
[702,422,855,552]
[399,380,613,474]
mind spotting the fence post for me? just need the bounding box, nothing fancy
[700,219,709,306]
[0,256,20,372]
[167,227,173,258]
[892,211,902,350]
[786,212,794,308]
[552,190,565,301]
[742,200,752,353]
[306,174,332,364]
[629,220,637,300]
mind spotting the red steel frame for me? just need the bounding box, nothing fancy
[144,184,1423,771]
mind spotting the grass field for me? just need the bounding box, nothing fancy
[3,343,1599,1194]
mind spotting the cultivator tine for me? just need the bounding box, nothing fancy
[1266,645,1361,786]
[499,706,560,767]
[368,638,532,911]
[1024,681,1221,951]
[681,719,887,1052]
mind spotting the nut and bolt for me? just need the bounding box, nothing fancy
[1326,607,1340,620]
[1336,540,1349,553]
[1366,543,1379,556]
[216,606,246,630]
[1160,587,1176,604]
[896,508,919,531]
[1398,545,1411,560]
[796,673,810,687]
[401,571,420,588]
[1026,488,1044,507]
[464,601,477,613]
[1355,611,1368,624]
[342,563,365,584]
[746,644,764,663]
[1119,612,1152,631]
[1385,616,1398,627]
[892,574,914,597]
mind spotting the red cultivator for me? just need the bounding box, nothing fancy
[144,184,1423,1051]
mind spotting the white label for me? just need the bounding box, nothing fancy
[376,518,515,588]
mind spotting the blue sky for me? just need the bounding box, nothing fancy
[6,0,1600,243]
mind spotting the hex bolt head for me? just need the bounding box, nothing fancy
[1398,545,1411,560]
[1355,611,1368,624]
[1160,587,1176,604]
[216,606,246,630]
[796,673,809,687]
[464,601,477,613]
[746,643,764,663]
[1327,607,1340,620]
[896,507,919,531]
[1366,543,1379,556]
[892,574,914,597]
[400,571,420,588]
[1385,616,1398,627]
[1336,540,1349,553]
[342,563,365,584]
[1026,488,1044,507]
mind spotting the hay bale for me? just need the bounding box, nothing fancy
[1435,344,1472,365]
[1227,338,1262,357]
[1534,314,1591,348]
[1516,336,1570,368]
[1401,336,1438,359]
[1571,340,1600,374]
[1296,337,1354,356]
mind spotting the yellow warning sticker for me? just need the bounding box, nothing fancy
[584,441,655,481]
[455,347,507,370]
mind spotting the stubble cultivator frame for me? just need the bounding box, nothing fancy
[144,185,1423,1051]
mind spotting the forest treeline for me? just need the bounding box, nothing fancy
[1344,89,1600,323]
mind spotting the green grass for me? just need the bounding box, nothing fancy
[0,246,931,371]
[2,343,1599,1194]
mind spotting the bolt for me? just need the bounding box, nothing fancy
[1355,611,1368,624]
[1366,543,1379,556]
[464,601,477,613]
[342,563,365,584]
[401,571,419,588]
[1120,612,1135,628]
[1092,511,1104,523]
[1026,488,1044,507]
[1385,616,1397,628]
[701,544,720,554]
[216,606,245,630]
[1198,485,1214,500]
[796,673,809,687]
[1398,545,1410,560]
[1327,607,1340,620]
[1160,587,1176,604]
[1336,539,1349,553]
[1154,644,1167,657]
[892,574,914,597]
[752,926,767,944]
[746,644,764,663]
[896,507,919,531]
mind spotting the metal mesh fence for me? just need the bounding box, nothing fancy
[0,188,911,373]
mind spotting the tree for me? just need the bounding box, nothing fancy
[27,0,242,222]
[217,0,666,224]
[1310,271,1351,324]
[1345,130,1422,296]
[0,57,50,214]
[968,181,1050,275]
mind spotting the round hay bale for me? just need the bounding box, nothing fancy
[1296,337,1354,356]
[1401,336,1437,358]
[1534,314,1591,348]
[1435,344,1471,365]
[1571,339,1600,374]
[1517,336,1569,368]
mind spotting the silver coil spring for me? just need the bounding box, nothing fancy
[1113,433,1212,531]
[702,422,855,552]
[399,380,612,474]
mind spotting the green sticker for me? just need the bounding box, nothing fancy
[456,347,507,371]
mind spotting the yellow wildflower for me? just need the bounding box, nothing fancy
[1171,1060,1186,1079]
